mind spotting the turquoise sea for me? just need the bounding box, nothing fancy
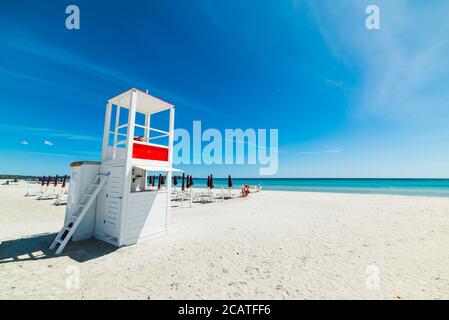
[186,178,449,198]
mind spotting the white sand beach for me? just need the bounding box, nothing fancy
[1,181,449,299]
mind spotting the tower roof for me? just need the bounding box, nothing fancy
[108,88,174,114]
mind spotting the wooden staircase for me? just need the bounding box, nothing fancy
[49,174,108,254]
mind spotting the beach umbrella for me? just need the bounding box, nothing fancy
[189,175,193,187]
[54,175,59,187]
[228,175,233,188]
[181,173,185,191]
[210,174,214,189]
[174,175,178,186]
[158,174,162,189]
[46,175,51,186]
[62,175,67,188]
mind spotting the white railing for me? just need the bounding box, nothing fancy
[108,119,169,159]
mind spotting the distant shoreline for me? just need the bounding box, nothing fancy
[2,175,449,180]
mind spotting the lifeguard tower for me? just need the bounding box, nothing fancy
[50,88,179,254]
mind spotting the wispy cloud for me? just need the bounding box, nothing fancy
[20,140,28,145]
[0,25,224,117]
[43,140,53,146]
[307,0,449,124]
[12,150,101,158]
[0,124,101,142]
[297,149,342,155]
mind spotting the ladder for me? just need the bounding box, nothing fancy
[49,174,108,255]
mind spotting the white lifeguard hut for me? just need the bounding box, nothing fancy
[50,88,179,254]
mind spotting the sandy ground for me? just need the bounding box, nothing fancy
[1,181,449,300]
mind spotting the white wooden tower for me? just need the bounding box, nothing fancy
[50,89,179,254]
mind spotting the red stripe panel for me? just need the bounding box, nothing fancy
[132,143,169,161]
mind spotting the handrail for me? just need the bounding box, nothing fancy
[149,134,168,141]
[134,123,169,135]
[109,131,127,137]
[149,127,169,135]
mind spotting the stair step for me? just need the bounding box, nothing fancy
[50,175,107,255]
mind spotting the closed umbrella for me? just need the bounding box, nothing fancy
[188,175,192,188]
[174,175,178,186]
[189,175,193,187]
[46,175,51,187]
[210,174,214,189]
[54,175,59,187]
[62,175,67,188]
[181,173,185,191]
[158,174,162,190]
[207,175,210,188]
[41,176,45,186]
[228,175,233,188]
[152,175,155,187]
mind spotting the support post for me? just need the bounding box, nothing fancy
[144,113,151,142]
[113,104,121,159]
[118,90,138,246]
[166,107,175,230]
[102,102,112,160]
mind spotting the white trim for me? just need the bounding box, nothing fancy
[132,140,169,149]
[149,134,168,141]
[133,164,182,172]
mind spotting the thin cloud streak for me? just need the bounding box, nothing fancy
[297,150,342,155]
[0,124,101,142]
[1,25,224,117]
[306,0,449,123]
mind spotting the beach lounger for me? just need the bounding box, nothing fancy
[54,192,68,206]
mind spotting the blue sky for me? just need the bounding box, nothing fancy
[1,0,449,178]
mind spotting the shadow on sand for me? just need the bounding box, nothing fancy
[0,233,117,264]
